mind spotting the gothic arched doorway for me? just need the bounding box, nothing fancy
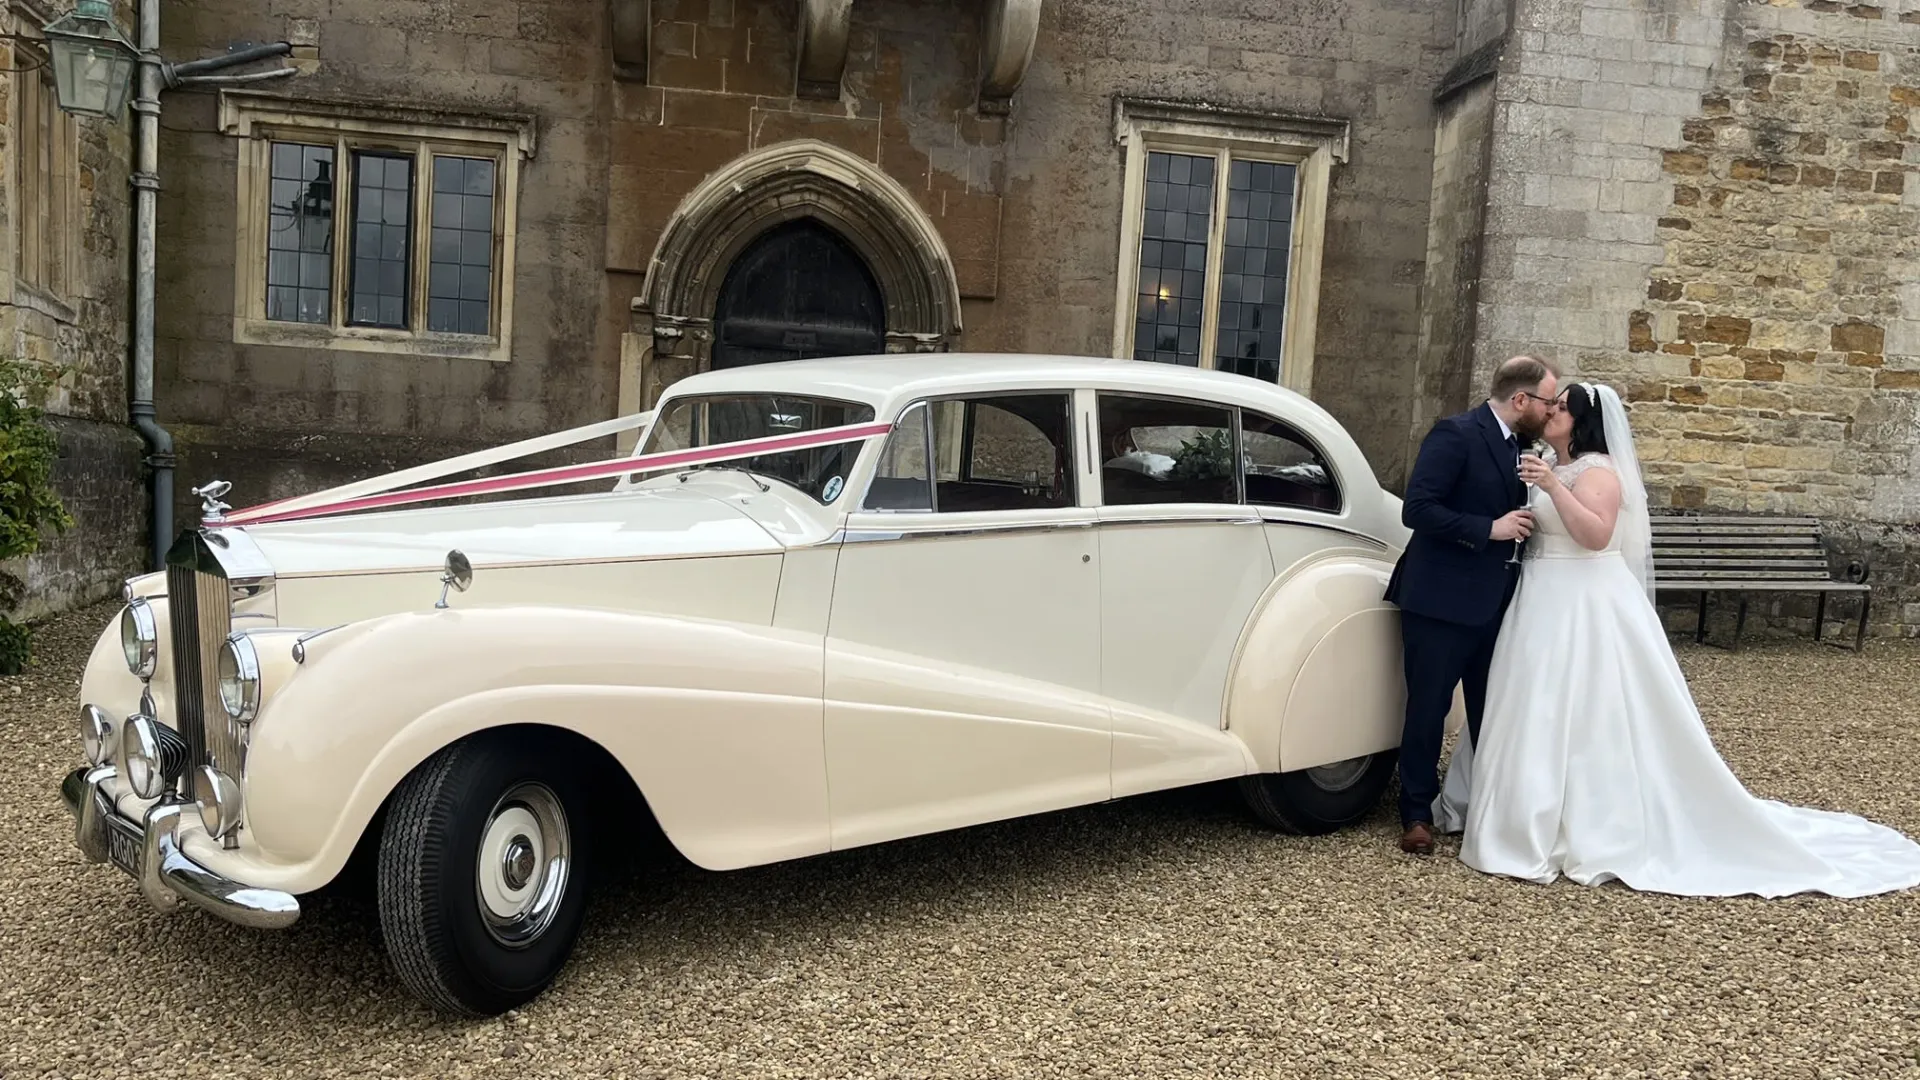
[710,219,886,369]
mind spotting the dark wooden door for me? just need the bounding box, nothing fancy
[711,219,886,369]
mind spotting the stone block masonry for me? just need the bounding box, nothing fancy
[0,1,146,621]
[1621,0,1920,637]
[1473,0,1920,637]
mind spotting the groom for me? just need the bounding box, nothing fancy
[1384,355,1559,855]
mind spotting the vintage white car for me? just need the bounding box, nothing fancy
[61,353,1436,1015]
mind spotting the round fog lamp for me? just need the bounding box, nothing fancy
[121,715,163,799]
[80,705,113,765]
[120,599,157,680]
[217,633,261,723]
[196,766,243,840]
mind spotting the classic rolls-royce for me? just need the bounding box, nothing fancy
[61,353,1439,1016]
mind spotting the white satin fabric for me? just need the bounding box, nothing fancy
[1434,455,1920,898]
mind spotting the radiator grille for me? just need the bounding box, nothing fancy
[166,549,238,800]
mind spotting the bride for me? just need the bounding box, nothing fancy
[1432,381,1920,898]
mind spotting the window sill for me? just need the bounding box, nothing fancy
[12,282,80,325]
[233,318,510,363]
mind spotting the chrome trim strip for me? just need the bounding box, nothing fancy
[834,519,1096,543]
[1096,514,1264,528]
[290,625,346,664]
[1254,512,1391,548]
[831,511,1389,547]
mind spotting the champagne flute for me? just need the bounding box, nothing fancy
[1507,449,1543,566]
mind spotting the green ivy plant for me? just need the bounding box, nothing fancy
[0,357,74,675]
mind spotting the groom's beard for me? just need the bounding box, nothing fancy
[1512,416,1546,441]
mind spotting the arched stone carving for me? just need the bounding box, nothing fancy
[621,140,964,416]
[796,0,854,100]
[979,0,1043,115]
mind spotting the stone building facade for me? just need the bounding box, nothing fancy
[150,0,1451,516]
[1,0,144,620]
[11,0,1919,636]
[1447,0,1920,636]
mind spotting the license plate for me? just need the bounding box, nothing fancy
[106,820,141,877]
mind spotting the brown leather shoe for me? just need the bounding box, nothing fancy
[1399,821,1435,855]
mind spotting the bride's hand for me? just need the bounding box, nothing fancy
[1518,454,1557,489]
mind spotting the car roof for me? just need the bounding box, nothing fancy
[648,353,1384,496]
[657,353,1339,425]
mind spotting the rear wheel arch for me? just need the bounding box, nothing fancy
[1223,551,1404,834]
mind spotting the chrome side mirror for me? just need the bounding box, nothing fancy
[435,549,473,609]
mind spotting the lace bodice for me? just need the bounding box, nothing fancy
[1526,453,1620,558]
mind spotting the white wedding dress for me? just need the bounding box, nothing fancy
[1432,444,1920,898]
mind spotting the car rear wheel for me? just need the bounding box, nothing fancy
[1237,749,1397,835]
[376,732,593,1016]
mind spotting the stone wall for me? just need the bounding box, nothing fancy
[152,0,1454,518]
[1411,74,1498,461]
[0,0,146,619]
[1627,0,1920,636]
[1466,0,1920,636]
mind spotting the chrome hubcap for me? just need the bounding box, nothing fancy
[501,837,536,891]
[476,782,571,949]
[1305,755,1371,792]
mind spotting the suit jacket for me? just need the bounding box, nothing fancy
[1383,403,1528,628]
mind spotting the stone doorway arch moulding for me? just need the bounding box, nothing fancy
[619,139,965,425]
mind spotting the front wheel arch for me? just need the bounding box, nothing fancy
[313,723,659,899]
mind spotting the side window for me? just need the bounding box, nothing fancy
[863,394,1076,512]
[864,402,934,510]
[1097,393,1239,506]
[1241,410,1342,513]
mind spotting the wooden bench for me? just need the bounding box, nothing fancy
[1650,514,1871,651]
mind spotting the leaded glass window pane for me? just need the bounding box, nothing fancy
[1132,151,1215,367]
[348,151,413,329]
[1215,158,1295,383]
[427,156,496,335]
[265,142,334,324]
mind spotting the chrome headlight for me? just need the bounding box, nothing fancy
[196,766,244,840]
[217,633,261,723]
[122,715,163,799]
[121,714,189,800]
[120,599,157,680]
[80,705,113,766]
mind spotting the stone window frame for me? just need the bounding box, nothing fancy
[218,91,537,363]
[1109,97,1348,395]
[9,0,81,315]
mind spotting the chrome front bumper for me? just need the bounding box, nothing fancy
[60,765,300,930]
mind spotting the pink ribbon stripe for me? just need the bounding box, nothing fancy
[220,420,895,527]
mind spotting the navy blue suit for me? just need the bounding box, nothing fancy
[1383,402,1528,827]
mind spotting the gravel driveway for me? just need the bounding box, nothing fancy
[4,603,1918,1079]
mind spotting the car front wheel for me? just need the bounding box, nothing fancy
[1237,749,1397,835]
[376,732,593,1016]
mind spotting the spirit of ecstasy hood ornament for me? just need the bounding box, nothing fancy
[193,480,233,523]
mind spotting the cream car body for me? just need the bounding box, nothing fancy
[63,353,1452,1015]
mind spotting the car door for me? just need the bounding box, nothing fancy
[1092,391,1278,798]
[823,391,1109,851]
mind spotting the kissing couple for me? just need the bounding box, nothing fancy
[1384,356,1920,897]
